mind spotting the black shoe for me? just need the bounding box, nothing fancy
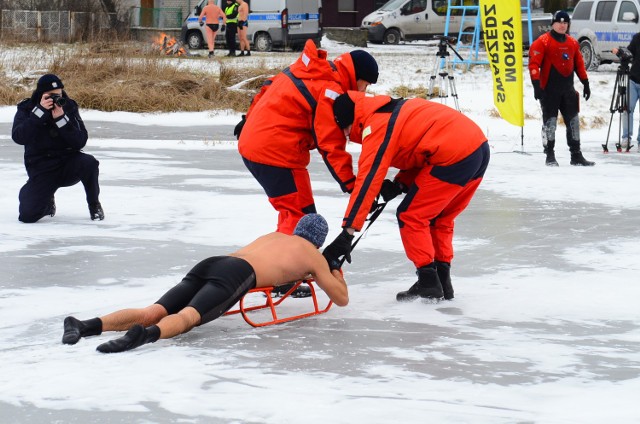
[89,202,104,220]
[245,51,251,56]
[435,261,454,300]
[62,316,102,345]
[545,151,559,167]
[396,266,444,302]
[48,196,56,217]
[96,324,159,353]
[570,152,595,166]
[226,52,236,57]
[208,51,214,58]
[272,282,312,298]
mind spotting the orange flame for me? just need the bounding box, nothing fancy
[152,32,187,56]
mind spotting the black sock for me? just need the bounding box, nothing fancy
[62,316,102,345]
[96,324,160,353]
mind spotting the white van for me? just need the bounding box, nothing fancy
[570,0,640,70]
[361,0,478,44]
[181,0,322,52]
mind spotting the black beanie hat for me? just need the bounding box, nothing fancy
[37,74,64,92]
[333,93,356,129]
[551,10,570,24]
[349,50,378,84]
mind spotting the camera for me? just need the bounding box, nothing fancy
[48,94,66,107]
[615,47,633,63]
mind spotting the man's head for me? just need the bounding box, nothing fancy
[349,50,378,91]
[551,10,570,33]
[333,93,356,130]
[32,74,64,103]
[294,214,329,248]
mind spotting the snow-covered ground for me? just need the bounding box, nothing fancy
[0,37,639,423]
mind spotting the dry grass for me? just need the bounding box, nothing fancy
[0,41,282,113]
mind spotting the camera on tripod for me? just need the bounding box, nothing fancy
[47,94,66,107]
[615,46,633,66]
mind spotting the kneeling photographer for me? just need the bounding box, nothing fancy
[12,74,104,223]
[613,32,640,152]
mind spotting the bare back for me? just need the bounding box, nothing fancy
[238,1,249,20]
[231,233,348,306]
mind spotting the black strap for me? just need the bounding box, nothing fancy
[338,200,387,267]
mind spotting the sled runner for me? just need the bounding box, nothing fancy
[224,279,332,327]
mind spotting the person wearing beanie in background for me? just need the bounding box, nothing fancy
[61,214,348,353]
[235,39,378,296]
[12,73,104,223]
[324,91,489,303]
[529,10,595,167]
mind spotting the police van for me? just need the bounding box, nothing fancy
[181,0,322,52]
[361,0,478,44]
[570,0,640,70]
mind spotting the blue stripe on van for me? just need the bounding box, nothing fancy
[595,31,635,43]
[187,13,318,23]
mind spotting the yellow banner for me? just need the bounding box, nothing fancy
[480,0,524,127]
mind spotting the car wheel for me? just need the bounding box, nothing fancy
[187,31,203,50]
[383,28,401,45]
[579,39,599,71]
[253,32,272,52]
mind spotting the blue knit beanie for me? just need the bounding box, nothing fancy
[294,214,329,247]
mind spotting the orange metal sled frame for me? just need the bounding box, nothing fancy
[224,280,333,327]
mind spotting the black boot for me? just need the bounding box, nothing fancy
[272,282,311,298]
[396,265,444,302]
[89,202,105,220]
[62,316,102,345]
[543,142,559,166]
[96,324,160,353]
[48,196,56,217]
[435,261,454,300]
[570,151,595,166]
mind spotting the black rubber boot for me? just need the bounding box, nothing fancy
[544,140,559,166]
[396,265,444,302]
[545,149,559,166]
[62,316,102,345]
[96,324,160,353]
[48,196,56,217]
[89,202,105,220]
[272,282,311,298]
[570,151,595,166]
[435,261,454,300]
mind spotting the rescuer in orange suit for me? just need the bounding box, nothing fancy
[236,39,379,236]
[323,91,490,302]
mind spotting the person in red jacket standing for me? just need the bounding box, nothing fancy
[236,40,378,235]
[323,91,489,302]
[528,10,594,166]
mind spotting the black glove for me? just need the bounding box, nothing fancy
[532,80,544,101]
[379,179,405,202]
[199,21,205,27]
[233,115,246,140]
[581,79,591,101]
[220,24,226,32]
[322,229,355,270]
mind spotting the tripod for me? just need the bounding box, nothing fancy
[604,61,633,153]
[428,36,464,111]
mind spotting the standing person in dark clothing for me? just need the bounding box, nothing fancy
[613,33,640,152]
[528,10,595,167]
[224,0,239,57]
[12,74,104,223]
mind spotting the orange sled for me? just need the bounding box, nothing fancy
[224,280,333,327]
